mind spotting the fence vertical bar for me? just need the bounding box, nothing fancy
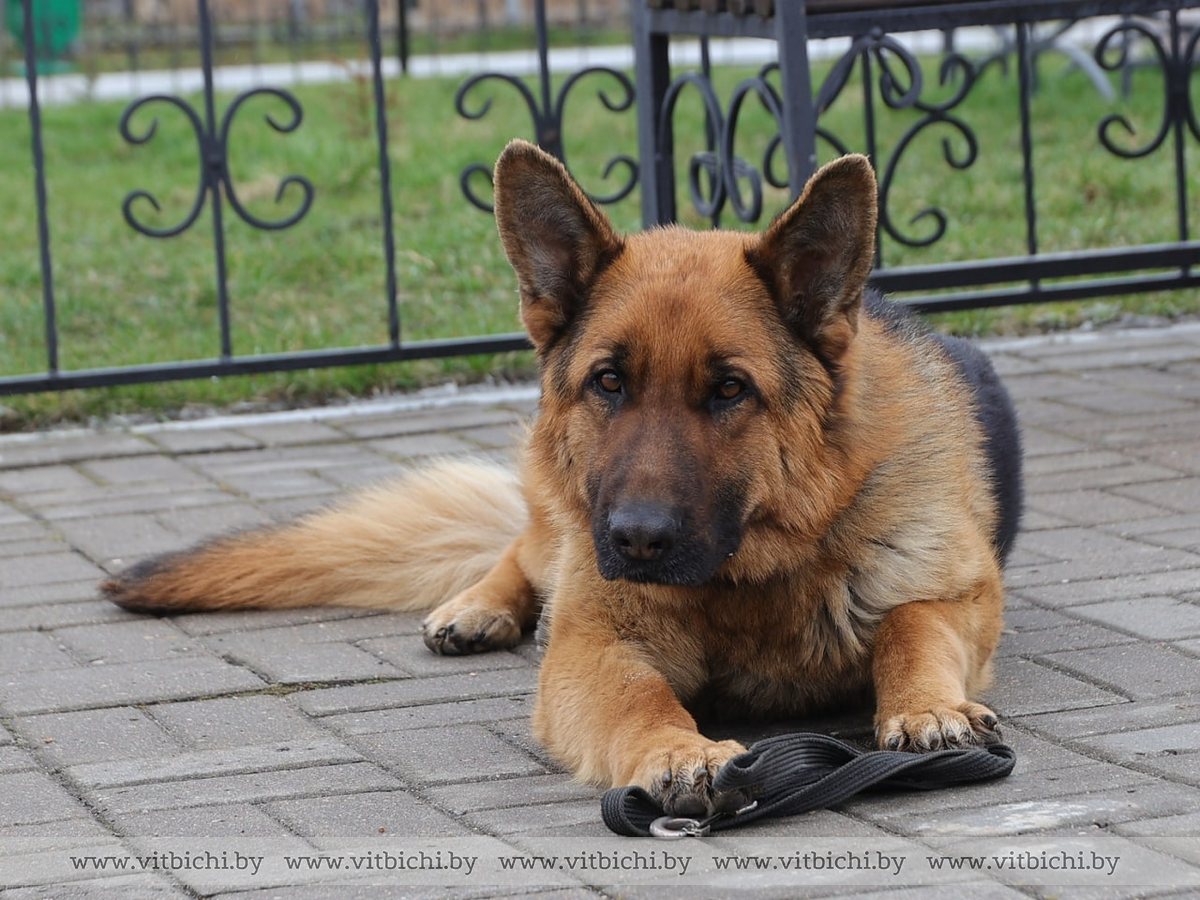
[1169,9,1189,251]
[1015,21,1039,292]
[366,0,401,347]
[532,0,562,156]
[397,0,410,76]
[20,0,59,375]
[198,0,234,359]
[861,47,882,268]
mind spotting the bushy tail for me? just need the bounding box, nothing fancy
[101,458,526,614]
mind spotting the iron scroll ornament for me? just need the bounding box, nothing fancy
[454,65,639,213]
[1093,15,1200,158]
[119,87,315,238]
[657,28,980,250]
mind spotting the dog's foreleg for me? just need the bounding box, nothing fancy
[532,612,747,817]
[872,572,1005,751]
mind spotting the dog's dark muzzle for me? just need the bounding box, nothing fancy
[593,502,731,586]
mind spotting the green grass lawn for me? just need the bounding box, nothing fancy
[1,48,1197,428]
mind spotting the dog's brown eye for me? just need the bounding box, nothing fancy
[716,378,745,401]
[597,370,622,393]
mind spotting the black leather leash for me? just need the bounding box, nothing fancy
[602,733,1016,838]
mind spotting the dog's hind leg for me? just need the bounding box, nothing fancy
[421,506,554,655]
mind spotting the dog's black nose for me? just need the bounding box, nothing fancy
[609,504,678,562]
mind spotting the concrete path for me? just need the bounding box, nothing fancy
[2,322,1200,897]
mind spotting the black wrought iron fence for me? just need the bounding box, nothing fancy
[3,0,1200,396]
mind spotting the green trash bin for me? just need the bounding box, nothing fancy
[5,0,82,74]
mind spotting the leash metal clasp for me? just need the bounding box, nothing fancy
[649,816,711,839]
[649,800,758,839]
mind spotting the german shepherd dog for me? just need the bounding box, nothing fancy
[104,140,1022,816]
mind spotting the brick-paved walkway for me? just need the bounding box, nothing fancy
[2,323,1200,898]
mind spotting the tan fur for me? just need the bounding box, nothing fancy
[104,142,1013,815]
[103,459,526,613]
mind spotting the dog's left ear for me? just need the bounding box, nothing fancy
[748,154,878,363]
[493,139,623,351]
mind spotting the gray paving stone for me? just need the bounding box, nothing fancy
[334,405,522,440]
[465,799,597,835]
[0,656,265,715]
[219,470,341,501]
[0,631,78,673]
[145,428,264,453]
[0,747,39,773]
[67,739,361,788]
[1016,698,1200,741]
[1018,568,1200,607]
[199,613,422,646]
[54,514,192,564]
[1025,489,1175,526]
[1068,597,1200,640]
[1004,529,1199,588]
[426,775,594,815]
[0,537,73,557]
[170,606,376,637]
[996,623,1135,658]
[1028,462,1183,493]
[117,802,304,838]
[0,500,32,525]
[0,551,107,587]
[320,696,533,735]
[347,724,546,785]
[457,424,523,450]
[147,695,328,749]
[851,761,1153,829]
[232,421,350,447]
[91,762,401,815]
[0,771,92,826]
[0,522,57,543]
[150,502,269,535]
[1113,477,1200,516]
[14,708,182,767]
[28,487,239,522]
[53,620,200,665]
[1040,643,1200,701]
[266,788,471,841]
[295,669,537,716]
[367,432,479,459]
[80,455,210,486]
[214,638,404,684]
[358,636,529,676]
[1149,527,1200,552]
[0,464,96,494]
[933,833,1200,894]
[0,580,102,610]
[985,658,1126,717]
[0,600,138,631]
[188,444,384,475]
[1130,438,1200,474]
[0,432,156,469]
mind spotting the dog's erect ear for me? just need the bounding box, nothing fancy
[493,139,623,350]
[748,154,878,364]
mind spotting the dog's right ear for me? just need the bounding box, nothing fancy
[493,140,623,350]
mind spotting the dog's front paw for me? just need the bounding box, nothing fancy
[876,701,1000,752]
[422,588,522,656]
[624,732,749,817]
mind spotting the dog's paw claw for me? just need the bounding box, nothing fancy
[421,592,522,656]
[877,701,1000,753]
[629,736,749,817]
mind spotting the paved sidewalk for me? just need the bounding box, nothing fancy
[2,322,1200,897]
